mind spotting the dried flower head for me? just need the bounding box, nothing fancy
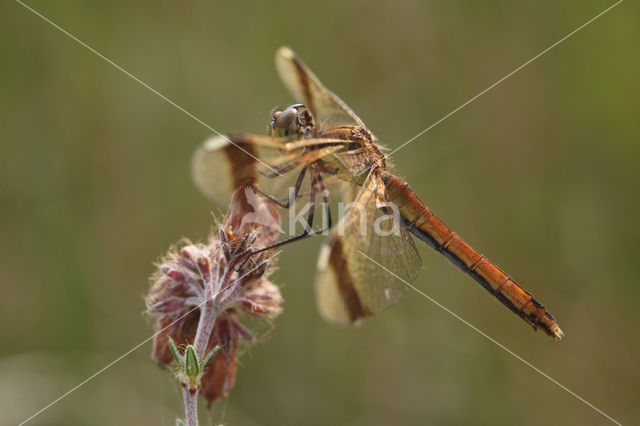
[146,185,283,404]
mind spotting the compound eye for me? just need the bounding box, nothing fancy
[275,106,297,129]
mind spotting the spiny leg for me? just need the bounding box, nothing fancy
[237,170,332,269]
[257,167,306,209]
[259,153,308,179]
[316,173,332,230]
[260,146,339,179]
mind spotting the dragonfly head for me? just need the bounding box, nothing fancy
[268,104,315,139]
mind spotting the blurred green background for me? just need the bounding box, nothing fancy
[1,1,638,424]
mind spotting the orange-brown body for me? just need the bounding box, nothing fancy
[383,174,564,339]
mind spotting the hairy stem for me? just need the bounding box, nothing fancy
[193,288,218,360]
[182,387,199,426]
[182,266,225,426]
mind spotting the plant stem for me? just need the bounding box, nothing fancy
[182,266,225,426]
[182,387,199,426]
[193,290,217,360]
[193,263,230,359]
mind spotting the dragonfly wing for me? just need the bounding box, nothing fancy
[192,134,349,207]
[275,46,365,128]
[315,174,421,324]
[191,134,292,206]
[332,148,378,179]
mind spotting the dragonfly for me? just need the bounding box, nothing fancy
[192,46,564,339]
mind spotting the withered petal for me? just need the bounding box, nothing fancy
[200,338,238,405]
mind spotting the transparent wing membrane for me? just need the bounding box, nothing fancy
[315,173,421,324]
[275,47,365,129]
[192,134,348,207]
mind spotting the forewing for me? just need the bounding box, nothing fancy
[192,133,351,208]
[191,134,300,206]
[275,46,365,128]
[315,175,421,324]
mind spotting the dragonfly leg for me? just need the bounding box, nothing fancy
[260,146,338,179]
[260,156,304,179]
[256,167,306,209]
[236,171,332,270]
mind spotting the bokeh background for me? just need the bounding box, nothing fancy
[1,1,638,424]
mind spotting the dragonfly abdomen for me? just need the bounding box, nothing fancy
[383,174,563,339]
